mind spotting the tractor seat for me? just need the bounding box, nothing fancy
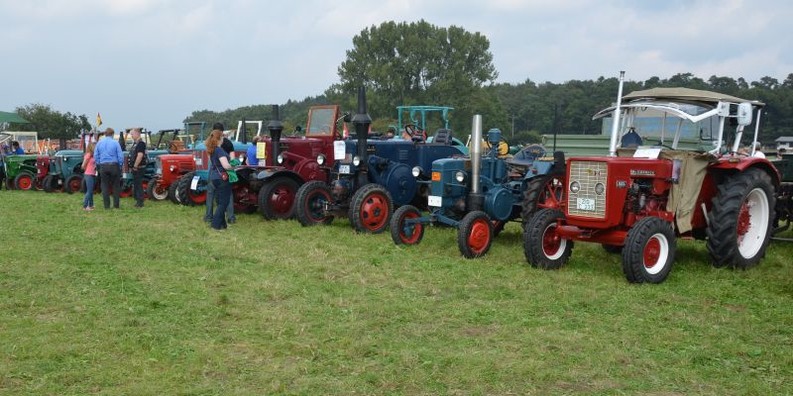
[506,143,546,168]
[431,128,452,145]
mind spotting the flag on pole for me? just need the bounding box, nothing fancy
[96,113,103,127]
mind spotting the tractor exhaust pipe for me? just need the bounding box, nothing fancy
[467,114,484,211]
[241,117,248,144]
[608,71,625,157]
[268,105,283,165]
[352,87,372,186]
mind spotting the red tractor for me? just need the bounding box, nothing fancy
[146,126,204,202]
[524,72,781,284]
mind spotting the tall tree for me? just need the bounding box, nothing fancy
[14,103,91,147]
[330,20,498,131]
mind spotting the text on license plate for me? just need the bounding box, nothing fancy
[428,195,442,207]
[576,197,595,211]
[339,164,351,174]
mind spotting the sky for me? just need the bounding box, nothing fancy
[2,0,792,132]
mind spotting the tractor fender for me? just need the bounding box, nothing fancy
[370,159,417,207]
[255,168,306,185]
[709,157,781,187]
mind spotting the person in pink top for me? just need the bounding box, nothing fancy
[81,142,97,210]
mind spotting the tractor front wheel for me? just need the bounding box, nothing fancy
[14,172,35,191]
[147,179,168,201]
[167,182,180,204]
[295,180,334,226]
[457,211,494,258]
[622,217,676,284]
[176,171,206,206]
[258,177,300,220]
[523,208,573,269]
[707,168,775,269]
[42,175,61,193]
[390,205,424,245]
[64,175,83,194]
[349,184,393,234]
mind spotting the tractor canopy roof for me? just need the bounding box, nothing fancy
[622,87,764,107]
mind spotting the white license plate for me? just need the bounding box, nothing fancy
[576,197,596,211]
[195,158,203,166]
[190,175,200,190]
[428,195,442,207]
[339,164,351,174]
[122,173,130,179]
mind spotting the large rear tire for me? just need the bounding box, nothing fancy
[457,211,494,258]
[176,171,207,206]
[521,174,564,227]
[349,184,393,234]
[258,177,300,220]
[295,180,334,226]
[523,208,573,269]
[13,172,35,191]
[622,217,676,284]
[390,205,424,245]
[706,168,775,269]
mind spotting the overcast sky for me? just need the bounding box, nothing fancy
[2,0,791,131]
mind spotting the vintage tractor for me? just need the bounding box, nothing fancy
[294,88,464,233]
[42,150,86,193]
[389,115,563,257]
[146,128,200,201]
[523,71,782,284]
[4,154,39,190]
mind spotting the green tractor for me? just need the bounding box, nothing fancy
[3,154,39,190]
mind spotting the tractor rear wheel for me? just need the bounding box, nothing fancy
[64,175,83,194]
[14,172,35,191]
[295,180,334,226]
[147,179,168,201]
[167,182,180,204]
[521,174,564,228]
[42,175,60,193]
[457,211,493,258]
[390,205,424,245]
[258,177,300,220]
[523,208,573,269]
[622,217,676,284]
[349,184,393,234]
[177,171,206,206]
[707,168,775,269]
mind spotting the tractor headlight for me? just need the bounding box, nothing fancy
[455,170,466,183]
[276,154,284,164]
[570,181,581,193]
[412,166,422,178]
[316,154,325,166]
[352,156,361,166]
[595,182,605,195]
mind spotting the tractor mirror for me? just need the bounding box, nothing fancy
[736,102,753,126]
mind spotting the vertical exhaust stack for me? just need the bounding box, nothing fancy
[241,117,248,144]
[352,87,372,187]
[608,71,626,157]
[467,114,484,211]
[267,105,283,165]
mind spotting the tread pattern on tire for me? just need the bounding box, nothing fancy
[621,216,676,284]
[295,180,334,226]
[457,210,493,259]
[523,208,573,269]
[258,177,300,220]
[390,205,424,245]
[349,183,394,234]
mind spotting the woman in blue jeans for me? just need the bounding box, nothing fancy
[81,142,97,210]
[205,124,234,230]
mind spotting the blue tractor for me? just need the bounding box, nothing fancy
[294,88,465,233]
[389,114,565,258]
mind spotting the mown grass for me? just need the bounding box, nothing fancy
[1,191,791,395]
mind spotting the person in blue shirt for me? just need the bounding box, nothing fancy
[246,136,260,166]
[93,128,124,209]
[11,141,25,154]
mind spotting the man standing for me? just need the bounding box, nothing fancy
[129,128,147,208]
[94,128,124,209]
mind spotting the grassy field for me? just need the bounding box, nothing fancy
[1,191,791,395]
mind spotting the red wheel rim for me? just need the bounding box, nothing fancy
[69,178,82,192]
[18,175,32,190]
[542,224,562,257]
[737,200,751,238]
[305,189,330,222]
[399,210,422,244]
[359,192,389,231]
[467,218,491,254]
[269,183,297,216]
[643,237,661,268]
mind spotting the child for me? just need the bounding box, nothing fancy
[81,142,97,210]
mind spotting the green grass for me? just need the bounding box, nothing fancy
[1,191,792,395]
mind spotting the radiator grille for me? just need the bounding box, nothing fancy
[567,160,607,219]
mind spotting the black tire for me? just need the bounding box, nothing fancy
[295,180,334,226]
[706,168,775,269]
[167,182,181,204]
[390,205,424,245]
[521,174,564,228]
[42,174,60,193]
[13,172,35,191]
[602,244,623,254]
[457,211,494,258]
[258,177,300,220]
[177,171,206,206]
[349,184,394,234]
[523,208,573,269]
[64,175,83,194]
[147,179,168,201]
[621,217,676,284]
